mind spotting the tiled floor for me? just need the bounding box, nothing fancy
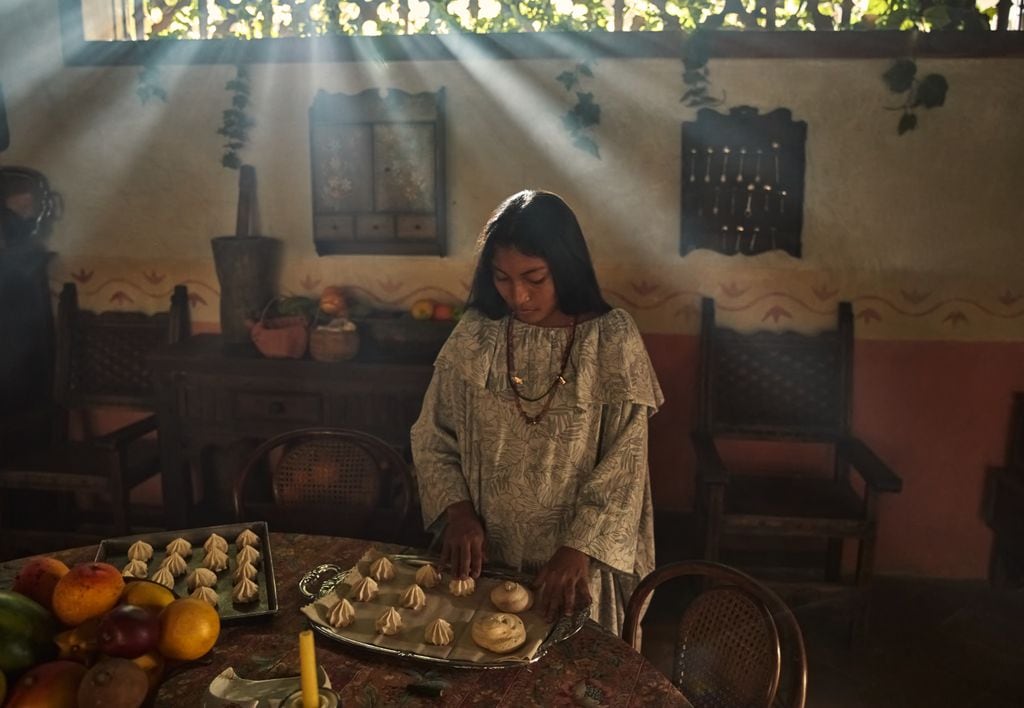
[639,575,1024,707]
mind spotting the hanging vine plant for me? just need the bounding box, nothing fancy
[882,58,949,135]
[556,62,601,159]
[218,65,254,169]
[681,29,724,109]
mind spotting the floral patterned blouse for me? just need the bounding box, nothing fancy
[411,307,664,634]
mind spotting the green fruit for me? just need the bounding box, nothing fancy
[0,590,57,675]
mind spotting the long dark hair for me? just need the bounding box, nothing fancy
[467,190,611,319]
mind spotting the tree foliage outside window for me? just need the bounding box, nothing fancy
[89,0,1022,42]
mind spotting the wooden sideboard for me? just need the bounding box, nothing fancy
[150,334,434,528]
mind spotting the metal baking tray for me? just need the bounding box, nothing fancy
[95,521,278,622]
[299,554,588,669]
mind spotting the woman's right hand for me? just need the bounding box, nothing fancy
[441,500,486,579]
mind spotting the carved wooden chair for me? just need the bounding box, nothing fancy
[985,392,1024,586]
[623,560,807,708]
[693,298,902,591]
[233,427,415,543]
[0,282,190,558]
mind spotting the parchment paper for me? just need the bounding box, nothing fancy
[301,549,553,664]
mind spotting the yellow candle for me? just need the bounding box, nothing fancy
[298,629,318,708]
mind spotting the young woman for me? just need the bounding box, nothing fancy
[411,189,663,634]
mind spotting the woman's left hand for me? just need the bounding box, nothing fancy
[534,546,592,622]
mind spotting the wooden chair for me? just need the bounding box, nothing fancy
[985,392,1024,587]
[693,298,902,591]
[0,282,190,558]
[623,560,807,708]
[232,427,416,543]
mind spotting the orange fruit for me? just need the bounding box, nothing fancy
[51,563,124,627]
[12,556,70,612]
[157,599,220,661]
[120,581,175,611]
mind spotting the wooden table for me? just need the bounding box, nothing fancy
[149,335,434,528]
[1,533,689,707]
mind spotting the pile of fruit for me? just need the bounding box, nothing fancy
[408,298,460,322]
[1,557,220,707]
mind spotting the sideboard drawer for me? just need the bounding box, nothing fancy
[232,391,323,424]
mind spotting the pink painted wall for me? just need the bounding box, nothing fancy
[642,333,1024,579]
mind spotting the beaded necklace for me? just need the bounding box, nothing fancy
[505,314,578,425]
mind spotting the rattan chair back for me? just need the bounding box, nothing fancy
[233,427,414,542]
[623,560,807,708]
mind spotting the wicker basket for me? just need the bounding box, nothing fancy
[309,327,360,362]
[250,299,309,359]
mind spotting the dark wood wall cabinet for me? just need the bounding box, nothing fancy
[150,335,433,528]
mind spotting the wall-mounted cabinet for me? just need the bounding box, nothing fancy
[310,88,446,256]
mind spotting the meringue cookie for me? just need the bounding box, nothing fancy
[187,567,218,590]
[203,548,230,572]
[471,613,527,654]
[121,560,148,578]
[232,576,259,603]
[127,540,153,562]
[399,584,427,611]
[449,577,476,597]
[351,576,379,602]
[190,586,219,607]
[369,556,395,582]
[233,561,258,583]
[237,545,261,566]
[328,598,356,628]
[414,564,442,589]
[490,581,533,613]
[424,618,454,646]
[165,538,192,558]
[236,529,261,548]
[374,606,403,635]
[160,552,188,577]
[203,534,228,553]
[150,566,175,589]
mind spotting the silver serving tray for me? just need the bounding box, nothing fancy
[95,521,278,622]
[299,555,588,670]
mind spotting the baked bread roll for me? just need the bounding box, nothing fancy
[127,540,153,562]
[203,548,229,572]
[448,577,476,597]
[237,545,261,566]
[375,606,403,635]
[165,538,192,558]
[414,564,442,589]
[233,561,258,583]
[160,552,188,577]
[150,567,175,589]
[351,576,379,602]
[236,529,261,548]
[190,586,219,607]
[490,581,532,613]
[203,533,228,553]
[471,613,527,654]
[186,568,218,590]
[399,583,426,611]
[424,618,453,646]
[121,560,148,578]
[369,556,395,582]
[232,576,259,603]
[329,598,355,628]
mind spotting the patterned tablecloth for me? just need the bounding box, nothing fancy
[1,533,690,707]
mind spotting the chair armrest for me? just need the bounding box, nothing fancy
[836,437,902,493]
[91,415,159,451]
[692,431,729,485]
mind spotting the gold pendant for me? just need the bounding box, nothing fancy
[557,376,566,385]
[512,375,524,386]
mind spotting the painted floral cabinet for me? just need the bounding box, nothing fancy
[309,88,447,256]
